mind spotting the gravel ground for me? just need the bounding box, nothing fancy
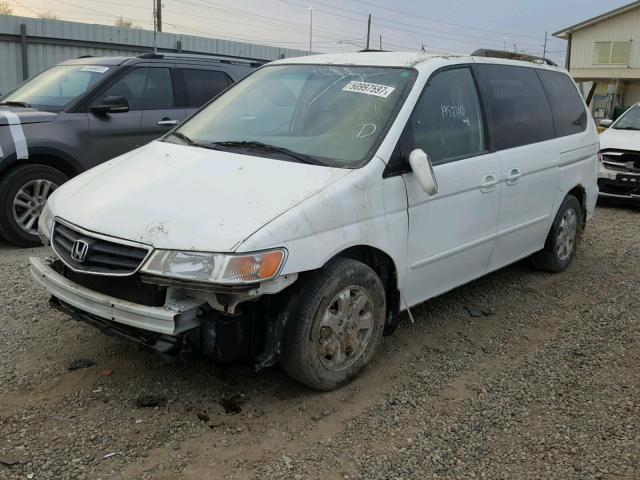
[1,204,639,480]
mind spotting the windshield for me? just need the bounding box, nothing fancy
[1,65,112,109]
[173,64,416,167]
[613,105,640,131]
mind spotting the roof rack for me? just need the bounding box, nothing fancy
[472,49,557,67]
[136,52,266,68]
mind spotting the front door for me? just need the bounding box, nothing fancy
[401,67,501,307]
[86,67,150,167]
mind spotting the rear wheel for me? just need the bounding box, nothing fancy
[0,164,67,246]
[531,194,583,272]
[280,258,386,391]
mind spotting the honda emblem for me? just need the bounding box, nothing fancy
[71,239,89,262]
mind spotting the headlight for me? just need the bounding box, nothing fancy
[141,249,286,284]
[38,202,54,242]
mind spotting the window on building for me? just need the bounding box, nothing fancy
[594,41,631,65]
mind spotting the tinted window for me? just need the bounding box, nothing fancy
[474,64,555,150]
[100,68,148,110]
[144,68,174,109]
[182,69,232,107]
[537,70,587,136]
[407,68,486,163]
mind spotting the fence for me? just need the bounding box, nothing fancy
[0,14,309,94]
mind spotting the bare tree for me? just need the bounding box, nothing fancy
[114,16,139,29]
[38,10,59,20]
[0,1,13,15]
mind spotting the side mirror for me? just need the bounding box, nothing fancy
[599,119,613,129]
[91,95,129,114]
[409,149,439,196]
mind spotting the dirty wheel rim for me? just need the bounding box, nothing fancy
[12,179,58,236]
[316,286,375,372]
[556,208,578,261]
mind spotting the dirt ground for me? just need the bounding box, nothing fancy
[1,204,639,480]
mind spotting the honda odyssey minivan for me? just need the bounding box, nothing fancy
[30,52,599,390]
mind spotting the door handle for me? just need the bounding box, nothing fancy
[506,168,522,186]
[480,174,498,193]
[157,119,179,126]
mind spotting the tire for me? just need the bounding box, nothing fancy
[531,194,583,273]
[280,258,386,391]
[0,164,68,247]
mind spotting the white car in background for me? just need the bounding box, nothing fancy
[30,52,599,390]
[598,102,640,204]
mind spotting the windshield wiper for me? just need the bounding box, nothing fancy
[209,141,323,165]
[0,101,31,108]
[615,126,640,131]
[166,131,196,146]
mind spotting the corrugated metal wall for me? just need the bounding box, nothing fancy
[0,14,309,94]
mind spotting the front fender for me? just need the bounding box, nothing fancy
[237,160,410,292]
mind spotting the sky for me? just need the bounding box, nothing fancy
[2,0,634,65]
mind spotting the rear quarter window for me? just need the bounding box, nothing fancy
[474,64,555,150]
[537,69,587,137]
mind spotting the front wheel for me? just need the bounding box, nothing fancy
[531,194,583,272]
[280,258,386,391]
[0,164,68,246]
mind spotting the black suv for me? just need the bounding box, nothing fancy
[0,53,257,246]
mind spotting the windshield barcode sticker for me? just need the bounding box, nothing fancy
[342,81,395,98]
[80,66,109,73]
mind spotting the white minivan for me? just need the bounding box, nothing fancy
[31,52,599,390]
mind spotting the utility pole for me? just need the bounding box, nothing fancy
[156,0,162,32]
[366,14,371,50]
[542,31,548,58]
[308,7,314,55]
[152,0,157,53]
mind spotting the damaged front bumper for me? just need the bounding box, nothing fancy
[30,256,204,336]
[30,256,295,366]
[598,156,640,203]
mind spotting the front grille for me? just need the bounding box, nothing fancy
[51,260,167,306]
[52,222,150,275]
[598,178,640,197]
[602,150,640,173]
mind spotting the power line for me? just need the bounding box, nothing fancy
[343,0,557,42]
[275,0,547,51]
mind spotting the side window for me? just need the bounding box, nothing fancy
[408,68,486,164]
[474,64,555,150]
[537,70,587,137]
[143,68,175,109]
[99,68,148,110]
[181,69,232,107]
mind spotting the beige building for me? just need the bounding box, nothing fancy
[554,1,640,119]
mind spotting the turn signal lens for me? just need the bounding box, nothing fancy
[223,250,285,282]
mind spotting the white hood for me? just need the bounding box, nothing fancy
[599,127,640,152]
[49,141,350,251]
